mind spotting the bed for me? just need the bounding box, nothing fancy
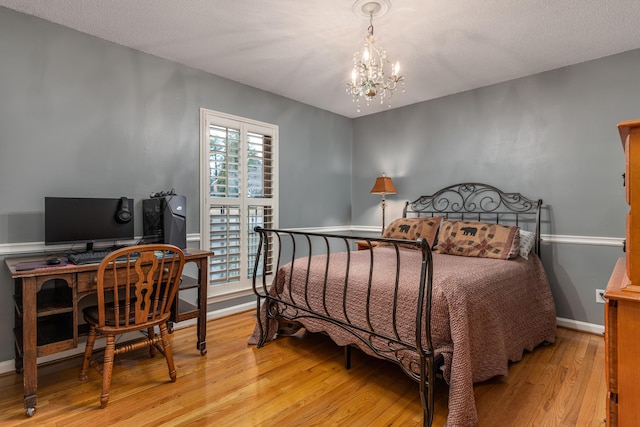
[249,182,556,427]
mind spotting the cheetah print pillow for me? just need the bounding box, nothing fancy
[518,229,537,259]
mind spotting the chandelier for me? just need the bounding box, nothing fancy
[346,0,404,112]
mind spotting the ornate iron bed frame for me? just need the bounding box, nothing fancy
[251,182,542,427]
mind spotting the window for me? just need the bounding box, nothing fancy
[200,109,278,298]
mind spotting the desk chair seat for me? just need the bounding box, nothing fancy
[79,244,185,409]
[82,300,162,327]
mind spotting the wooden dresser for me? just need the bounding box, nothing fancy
[604,118,640,426]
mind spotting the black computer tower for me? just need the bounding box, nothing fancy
[142,195,186,249]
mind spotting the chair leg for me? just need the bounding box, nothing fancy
[100,335,116,409]
[148,327,156,358]
[80,325,97,381]
[159,323,176,382]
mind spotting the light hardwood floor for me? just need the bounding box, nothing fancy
[0,311,606,426]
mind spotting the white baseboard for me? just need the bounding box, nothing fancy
[206,301,254,321]
[556,317,604,335]
[0,302,255,376]
[0,359,15,375]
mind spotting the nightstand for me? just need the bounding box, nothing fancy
[356,241,379,251]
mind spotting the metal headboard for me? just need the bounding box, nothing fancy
[402,182,543,255]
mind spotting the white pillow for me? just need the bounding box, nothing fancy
[519,229,536,259]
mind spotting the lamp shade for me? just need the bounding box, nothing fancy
[370,174,397,195]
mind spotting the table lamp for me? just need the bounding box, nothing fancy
[370,172,397,234]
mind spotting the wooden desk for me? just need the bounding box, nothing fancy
[5,249,212,417]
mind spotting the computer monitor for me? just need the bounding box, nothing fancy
[45,197,135,252]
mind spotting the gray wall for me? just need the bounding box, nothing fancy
[0,8,352,362]
[352,49,640,326]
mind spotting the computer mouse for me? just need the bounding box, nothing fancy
[46,257,61,265]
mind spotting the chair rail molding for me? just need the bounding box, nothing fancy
[0,230,624,257]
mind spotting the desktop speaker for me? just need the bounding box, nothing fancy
[142,195,186,249]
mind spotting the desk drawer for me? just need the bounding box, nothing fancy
[77,270,128,292]
[77,268,178,293]
[77,272,98,293]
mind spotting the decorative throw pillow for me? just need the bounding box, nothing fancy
[381,217,442,248]
[519,229,537,259]
[434,220,520,260]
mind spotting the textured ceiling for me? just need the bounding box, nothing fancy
[2,0,640,118]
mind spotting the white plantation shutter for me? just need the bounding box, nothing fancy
[208,124,240,198]
[208,205,241,283]
[247,205,273,278]
[200,109,278,297]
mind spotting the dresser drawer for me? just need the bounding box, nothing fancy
[625,134,630,205]
[627,211,632,280]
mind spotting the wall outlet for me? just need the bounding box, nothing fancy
[596,289,606,304]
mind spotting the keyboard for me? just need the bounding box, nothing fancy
[68,251,112,265]
[68,250,141,265]
[117,252,140,262]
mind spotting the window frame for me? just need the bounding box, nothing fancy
[199,108,279,299]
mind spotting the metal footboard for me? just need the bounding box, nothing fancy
[251,227,437,427]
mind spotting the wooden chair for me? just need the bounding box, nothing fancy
[79,244,185,408]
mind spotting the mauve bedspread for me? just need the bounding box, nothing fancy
[249,246,556,426]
